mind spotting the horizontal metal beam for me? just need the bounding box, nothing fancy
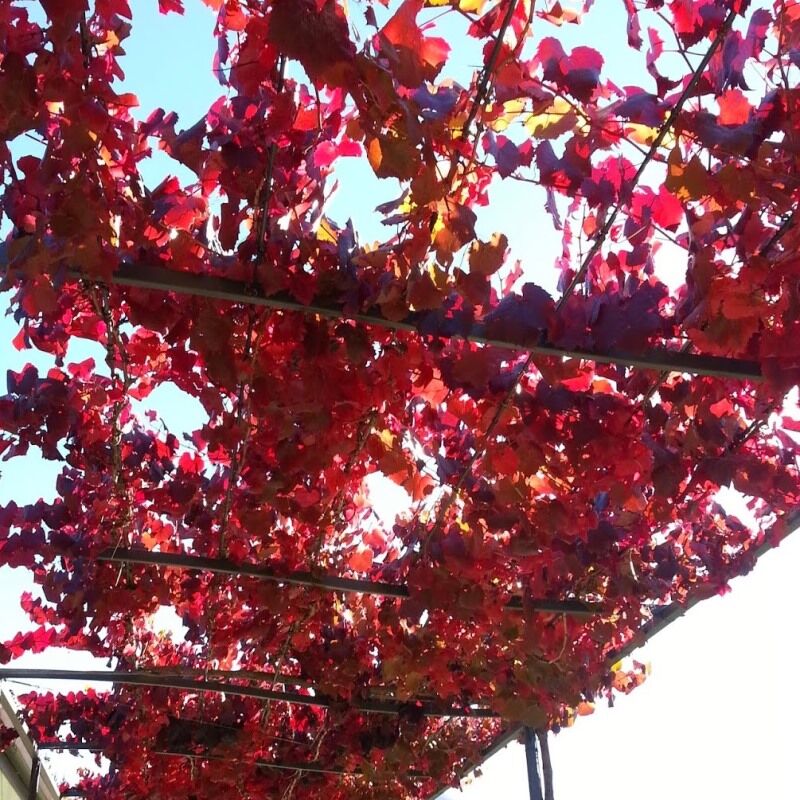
[137,666,315,689]
[98,548,599,617]
[158,748,428,778]
[107,263,761,380]
[44,742,430,779]
[103,547,410,597]
[38,743,100,751]
[0,668,497,719]
[54,746,427,779]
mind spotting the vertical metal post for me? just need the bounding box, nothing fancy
[524,727,544,800]
[27,753,40,800]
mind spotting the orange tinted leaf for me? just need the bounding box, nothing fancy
[367,135,419,180]
[717,88,750,125]
[469,233,508,276]
[381,0,450,86]
[408,267,446,310]
[665,149,709,201]
[418,374,449,405]
[348,546,374,572]
[403,470,435,501]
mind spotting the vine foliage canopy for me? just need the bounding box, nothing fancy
[0,0,799,797]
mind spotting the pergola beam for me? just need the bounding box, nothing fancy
[37,743,100,751]
[51,746,428,779]
[0,668,497,719]
[106,263,760,380]
[138,666,315,689]
[158,748,428,778]
[98,547,600,617]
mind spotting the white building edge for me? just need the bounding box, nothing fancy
[1,689,60,800]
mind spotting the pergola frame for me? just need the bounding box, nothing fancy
[101,262,762,381]
[40,745,430,781]
[2,2,798,800]
[8,504,798,798]
[0,668,498,719]
[98,547,600,617]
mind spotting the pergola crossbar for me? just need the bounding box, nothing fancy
[98,547,600,617]
[45,746,429,779]
[0,668,498,719]
[102,263,761,380]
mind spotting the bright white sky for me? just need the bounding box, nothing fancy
[1,2,799,798]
